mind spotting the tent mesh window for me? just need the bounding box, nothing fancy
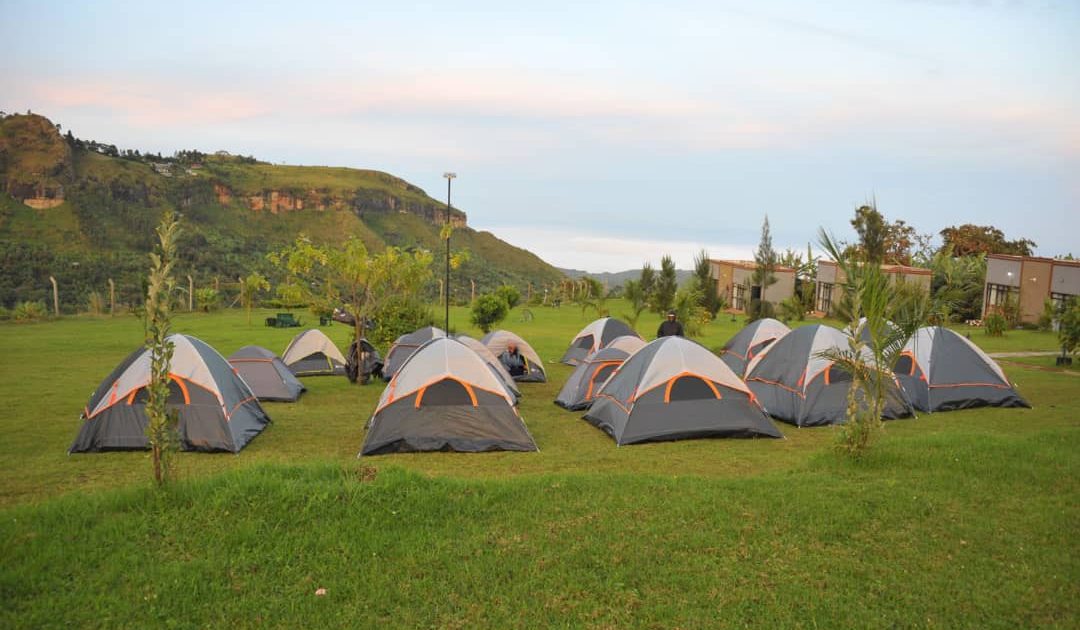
[894,354,916,376]
[825,365,853,384]
[419,379,474,406]
[129,378,218,406]
[748,339,776,359]
[668,376,719,401]
[575,335,595,350]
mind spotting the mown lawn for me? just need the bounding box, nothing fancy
[0,305,1076,628]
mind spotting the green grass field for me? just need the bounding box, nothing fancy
[1,305,1077,628]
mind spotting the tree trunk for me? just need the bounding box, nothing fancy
[108,278,115,316]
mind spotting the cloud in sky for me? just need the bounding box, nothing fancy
[1,0,1077,265]
[484,225,762,272]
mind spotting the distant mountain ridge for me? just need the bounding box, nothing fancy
[558,267,694,288]
[0,112,564,309]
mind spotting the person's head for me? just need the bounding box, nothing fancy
[507,342,518,353]
[667,310,676,320]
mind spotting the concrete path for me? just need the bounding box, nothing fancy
[987,351,1060,358]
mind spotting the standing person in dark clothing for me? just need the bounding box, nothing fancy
[499,342,527,377]
[657,310,685,338]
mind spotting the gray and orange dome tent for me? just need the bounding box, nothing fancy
[282,329,346,376]
[228,345,306,402]
[555,335,647,411]
[481,330,547,383]
[70,334,270,453]
[560,317,641,366]
[360,337,538,455]
[719,318,791,377]
[583,336,782,445]
[896,326,1029,412]
[382,326,447,381]
[744,324,914,427]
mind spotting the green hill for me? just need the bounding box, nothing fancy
[0,112,562,311]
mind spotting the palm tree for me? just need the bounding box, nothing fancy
[816,228,936,456]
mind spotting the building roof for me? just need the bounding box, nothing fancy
[818,259,931,276]
[986,253,1080,268]
[710,259,796,273]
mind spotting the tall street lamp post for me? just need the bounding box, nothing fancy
[443,172,456,331]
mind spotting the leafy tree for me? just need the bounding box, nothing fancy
[195,287,220,312]
[471,293,509,333]
[1058,297,1080,357]
[673,285,709,337]
[844,205,920,265]
[940,224,1036,257]
[749,216,778,322]
[621,279,648,331]
[692,249,721,318]
[851,205,887,264]
[240,271,270,325]
[495,284,521,310]
[269,235,434,353]
[639,263,656,308]
[928,247,985,322]
[145,211,181,486]
[653,256,678,314]
[574,276,606,317]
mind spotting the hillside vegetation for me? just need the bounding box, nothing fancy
[0,113,562,310]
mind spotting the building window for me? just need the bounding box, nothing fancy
[1051,292,1076,313]
[985,283,1013,311]
[816,282,833,313]
[732,284,747,311]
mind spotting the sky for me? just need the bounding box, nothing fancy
[2,0,1077,271]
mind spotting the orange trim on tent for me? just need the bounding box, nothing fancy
[747,376,806,398]
[414,377,480,408]
[594,392,632,414]
[663,374,721,403]
[632,371,734,403]
[226,396,257,420]
[796,368,807,388]
[585,361,622,400]
[228,358,275,364]
[928,382,1010,389]
[171,374,192,405]
[122,374,190,407]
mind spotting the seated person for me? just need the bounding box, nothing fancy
[498,342,527,377]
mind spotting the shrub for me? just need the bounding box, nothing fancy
[745,298,775,323]
[195,288,221,312]
[777,296,804,324]
[984,312,1007,337]
[370,299,433,348]
[1059,297,1080,356]
[495,285,521,310]
[86,291,106,315]
[0,306,10,321]
[13,300,48,322]
[471,294,509,333]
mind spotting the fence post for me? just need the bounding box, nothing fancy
[470,279,476,303]
[108,278,115,316]
[187,275,194,311]
[49,276,59,316]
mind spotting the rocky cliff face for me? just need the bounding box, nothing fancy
[212,183,467,227]
[0,113,73,208]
